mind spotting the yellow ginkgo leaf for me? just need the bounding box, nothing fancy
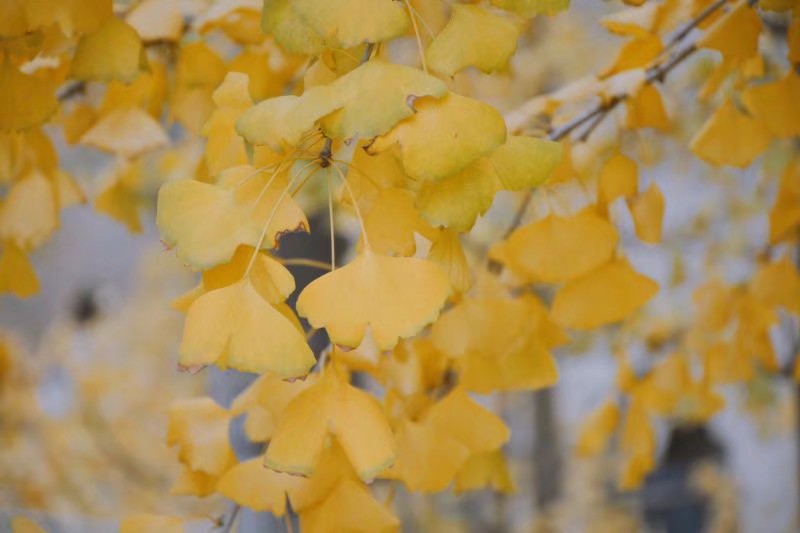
[180,279,314,377]
[625,84,669,131]
[453,450,515,494]
[428,229,471,293]
[202,72,253,176]
[95,177,142,233]
[699,2,761,63]
[320,60,447,139]
[598,152,638,204]
[120,514,183,533]
[80,107,168,158]
[460,334,559,393]
[231,372,317,442]
[171,465,219,497]
[261,0,325,55]
[552,259,658,329]
[0,243,39,297]
[492,209,618,283]
[628,182,664,244]
[417,135,560,229]
[236,88,341,152]
[391,419,470,493]
[0,62,58,131]
[289,440,359,512]
[369,93,507,182]
[299,479,400,533]
[292,0,409,49]
[297,251,450,350]
[157,174,306,270]
[422,388,510,454]
[491,0,570,17]
[769,158,800,244]
[217,458,305,515]
[70,17,145,83]
[601,1,660,38]
[426,5,519,77]
[750,257,800,315]
[575,401,619,457]
[690,99,771,168]
[167,397,235,476]
[362,188,423,256]
[265,366,396,481]
[203,245,295,305]
[604,34,662,76]
[0,171,57,250]
[742,70,800,138]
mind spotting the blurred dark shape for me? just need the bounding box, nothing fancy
[71,289,99,325]
[643,424,724,533]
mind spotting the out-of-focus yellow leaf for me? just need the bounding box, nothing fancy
[751,258,800,314]
[125,0,183,42]
[297,251,450,350]
[292,0,409,49]
[769,158,800,244]
[699,2,761,62]
[261,0,325,55]
[742,70,800,138]
[10,517,46,533]
[492,209,618,283]
[217,458,305,515]
[95,177,142,233]
[454,450,515,494]
[299,479,400,533]
[576,402,619,457]
[625,84,669,131]
[552,259,658,329]
[690,99,771,168]
[628,181,664,244]
[0,243,39,297]
[0,63,58,132]
[120,514,183,533]
[426,5,519,77]
[391,419,470,492]
[167,398,235,476]
[70,17,145,83]
[80,107,168,158]
[428,229,471,293]
[598,152,638,204]
[0,171,57,249]
[491,0,570,17]
[422,388,509,454]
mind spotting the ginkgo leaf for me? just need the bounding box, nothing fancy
[319,60,448,139]
[0,62,58,131]
[391,419,470,492]
[292,0,409,49]
[751,258,800,315]
[297,251,450,350]
[417,135,561,230]
[428,229,471,293]
[460,334,559,393]
[70,17,145,83]
[167,398,235,476]
[699,2,761,63]
[171,465,219,497]
[769,159,800,244]
[94,177,142,233]
[0,171,57,250]
[742,70,800,138]
[217,458,304,515]
[422,388,509,454]
[80,107,169,158]
[120,514,183,533]
[604,34,662,76]
[202,72,253,175]
[236,88,340,152]
[230,372,316,442]
[492,209,618,283]
[575,402,619,457]
[180,279,314,377]
[369,93,507,182]
[551,259,658,329]
[601,1,659,37]
[426,5,520,77]
[156,174,307,270]
[202,245,295,305]
[491,0,570,17]
[453,450,515,494]
[265,366,396,481]
[362,188,423,256]
[690,99,771,168]
[0,243,39,297]
[299,479,400,533]
[628,182,664,244]
[625,84,669,131]
[289,440,360,512]
[598,152,638,204]
[262,0,325,55]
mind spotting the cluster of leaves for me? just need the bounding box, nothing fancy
[2,0,800,531]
